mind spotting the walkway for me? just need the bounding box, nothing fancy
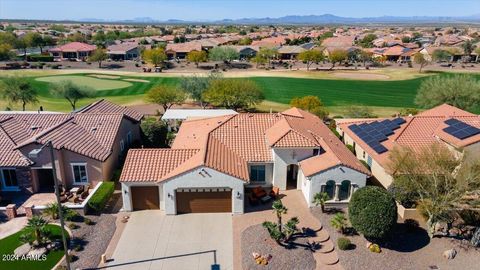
[0,216,27,239]
[233,189,343,270]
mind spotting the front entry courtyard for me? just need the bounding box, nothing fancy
[107,211,233,270]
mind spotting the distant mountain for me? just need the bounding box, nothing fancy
[76,14,480,25]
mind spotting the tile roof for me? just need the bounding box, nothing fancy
[49,42,96,52]
[0,100,141,166]
[78,99,143,122]
[107,42,138,54]
[338,104,480,168]
[120,149,200,182]
[121,108,369,183]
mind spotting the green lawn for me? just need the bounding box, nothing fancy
[2,72,479,115]
[0,224,69,270]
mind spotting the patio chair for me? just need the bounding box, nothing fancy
[270,186,280,199]
[75,186,84,195]
[252,186,267,199]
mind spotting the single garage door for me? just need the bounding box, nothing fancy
[131,186,160,210]
[176,188,232,214]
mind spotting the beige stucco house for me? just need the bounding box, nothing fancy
[0,100,143,195]
[120,108,370,215]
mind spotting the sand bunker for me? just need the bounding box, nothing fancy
[332,72,390,80]
[123,78,150,83]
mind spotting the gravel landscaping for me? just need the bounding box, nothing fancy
[312,207,480,270]
[241,224,315,270]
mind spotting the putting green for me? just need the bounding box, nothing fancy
[35,75,132,90]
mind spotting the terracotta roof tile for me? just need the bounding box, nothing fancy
[78,99,143,122]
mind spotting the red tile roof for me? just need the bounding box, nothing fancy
[338,104,480,168]
[49,42,96,53]
[0,100,141,166]
[78,99,143,122]
[120,108,369,183]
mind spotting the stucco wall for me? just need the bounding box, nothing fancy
[272,148,315,190]
[163,167,245,215]
[305,165,367,207]
[121,166,246,214]
[339,130,393,188]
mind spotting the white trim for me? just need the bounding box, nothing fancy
[70,163,89,184]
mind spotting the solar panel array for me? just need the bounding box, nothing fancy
[443,118,480,140]
[348,117,406,154]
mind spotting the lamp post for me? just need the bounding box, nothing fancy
[29,140,71,270]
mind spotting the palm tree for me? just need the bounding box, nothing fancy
[283,217,299,242]
[313,192,330,213]
[330,213,348,234]
[272,200,287,231]
[25,216,49,244]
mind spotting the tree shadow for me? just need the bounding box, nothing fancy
[378,223,430,252]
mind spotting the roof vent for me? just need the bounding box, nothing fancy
[91,127,97,132]
[31,125,39,130]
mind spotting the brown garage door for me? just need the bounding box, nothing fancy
[176,190,232,214]
[131,186,160,210]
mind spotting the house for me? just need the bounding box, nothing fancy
[0,100,142,195]
[49,42,96,61]
[120,108,370,214]
[232,45,259,59]
[420,46,464,62]
[165,42,203,59]
[277,46,306,60]
[336,104,480,189]
[107,42,140,60]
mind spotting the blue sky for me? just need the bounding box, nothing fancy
[1,0,479,21]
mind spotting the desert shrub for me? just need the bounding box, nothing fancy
[87,182,115,213]
[28,54,54,62]
[346,144,355,153]
[83,218,94,225]
[369,243,381,253]
[349,186,397,240]
[337,237,352,250]
[387,182,419,208]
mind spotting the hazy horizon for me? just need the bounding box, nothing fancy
[1,0,479,21]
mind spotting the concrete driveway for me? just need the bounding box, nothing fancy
[106,211,233,270]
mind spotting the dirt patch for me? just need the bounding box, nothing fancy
[88,74,121,79]
[332,72,390,80]
[241,224,316,270]
[123,78,150,83]
[312,207,480,270]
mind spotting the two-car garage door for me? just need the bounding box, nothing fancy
[176,188,232,214]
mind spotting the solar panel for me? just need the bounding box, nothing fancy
[372,144,388,154]
[443,119,480,140]
[444,118,460,125]
[451,129,470,139]
[392,117,406,125]
[464,126,480,136]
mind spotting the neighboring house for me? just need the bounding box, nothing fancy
[49,42,96,61]
[165,42,203,59]
[336,104,480,189]
[420,46,464,62]
[107,42,140,60]
[161,109,238,131]
[120,108,370,214]
[0,100,143,195]
[277,46,306,60]
[231,45,259,59]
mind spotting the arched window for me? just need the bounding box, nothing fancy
[339,180,351,201]
[324,180,336,200]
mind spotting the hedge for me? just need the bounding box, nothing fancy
[28,54,54,62]
[87,182,115,213]
[348,186,397,240]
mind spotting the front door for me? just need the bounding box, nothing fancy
[37,169,55,192]
[286,164,299,189]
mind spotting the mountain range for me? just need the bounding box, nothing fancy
[77,14,480,24]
